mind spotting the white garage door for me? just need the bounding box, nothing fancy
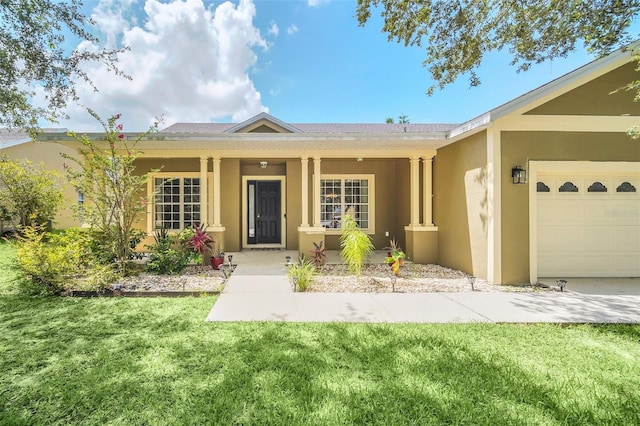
[537,173,640,277]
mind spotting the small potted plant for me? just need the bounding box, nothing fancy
[384,238,406,276]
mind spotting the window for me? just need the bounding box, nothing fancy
[320,176,373,231]
[536,182,550,192]
[587,181,607,192]
[154,177,201,230]
[558,181,579,192]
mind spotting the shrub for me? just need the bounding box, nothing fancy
[310,240,327,267]
[0,155,64,229]
[183,223,214,263]
[71,264,121,292]
[286,257,317,292]
[339,213,374,275]
[63,111,160,276]
[146,228,190,275]
[14,226,94,294]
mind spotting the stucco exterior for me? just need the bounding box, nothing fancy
[500,131,640,283]
[434,130,488,278]
[6,45,638,284]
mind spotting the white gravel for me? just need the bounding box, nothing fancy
[115,265,226,292]
[112,263,544,294]
[310,263,545,293]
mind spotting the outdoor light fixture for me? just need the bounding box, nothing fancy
[227,254,233,266]
[260,161,268,169]
[285,255,292,264]
[356,157,363,162]
[511,165,527,184]
[556,279,567,292]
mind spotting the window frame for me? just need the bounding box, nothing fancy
[149,172,210,232]
[319,174,375,235]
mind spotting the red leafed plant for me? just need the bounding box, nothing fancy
[185,223,214,256]
[310,241,327,267]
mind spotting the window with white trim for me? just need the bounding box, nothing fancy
[320,175,373,231]
[154,177,201,230]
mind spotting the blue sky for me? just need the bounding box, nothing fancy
[52,0,630,131]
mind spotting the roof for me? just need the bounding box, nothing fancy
[448,42,638,139]
[0,128,68,149]
[162,121,459,134]
[0,129,30,149]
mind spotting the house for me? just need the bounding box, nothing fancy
[2,46,639,284]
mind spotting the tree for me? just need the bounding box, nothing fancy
[386,114,410,123]
[357,0,640,94]
[0,155,64,230]
[63,110,159,276]
[0,0,127,130]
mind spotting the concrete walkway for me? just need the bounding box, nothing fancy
[206,251,640,324]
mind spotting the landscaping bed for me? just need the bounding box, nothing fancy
[60,265,227,297]
[311,263,547,293]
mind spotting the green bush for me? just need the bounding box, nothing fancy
[339,213,374,275]
[0,155,64,229]
[71,264,121,292]
[286,257,317,292]
[14,226,94,294]
[146,228,190,275]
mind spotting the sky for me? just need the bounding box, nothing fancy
[43,0,631,131]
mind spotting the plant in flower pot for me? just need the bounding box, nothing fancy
[384,238,406,276]
[183,223,215,266]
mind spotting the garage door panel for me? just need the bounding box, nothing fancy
[610,228,640,249]
[537,169,640,278]
[612,255,640,275]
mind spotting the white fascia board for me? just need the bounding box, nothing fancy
[446,44,637,141]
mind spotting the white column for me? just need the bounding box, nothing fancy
[313,157,321,227]
[422,156,434,226]
[212,158,222,227]
[199,156,209,227]
[410,157,420,226]
[300,157,309,227]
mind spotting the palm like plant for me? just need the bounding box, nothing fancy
[339,214,374,275]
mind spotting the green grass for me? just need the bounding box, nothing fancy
[1,241,640,425]
[0,239,30,295]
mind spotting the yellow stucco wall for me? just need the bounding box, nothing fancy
[321,158,404,251]
[434,131,488,278]
[526,62,639,116]
[2,141,81,229]
[500,131,640,283]
[221,158,241,251]
[285,159,302,250]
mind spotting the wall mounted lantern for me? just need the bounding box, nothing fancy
[511,165,527,184]
[260,161,268,169]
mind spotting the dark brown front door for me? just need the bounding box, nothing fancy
[248,180,281,244]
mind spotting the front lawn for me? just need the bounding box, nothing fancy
[1,294,639,425]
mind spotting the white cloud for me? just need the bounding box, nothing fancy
[287,24,298,35]
[308,0,330,7]
[267,22,279,37]
[53,0,269,131]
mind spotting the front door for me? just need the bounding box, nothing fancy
[248,180,281,245]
